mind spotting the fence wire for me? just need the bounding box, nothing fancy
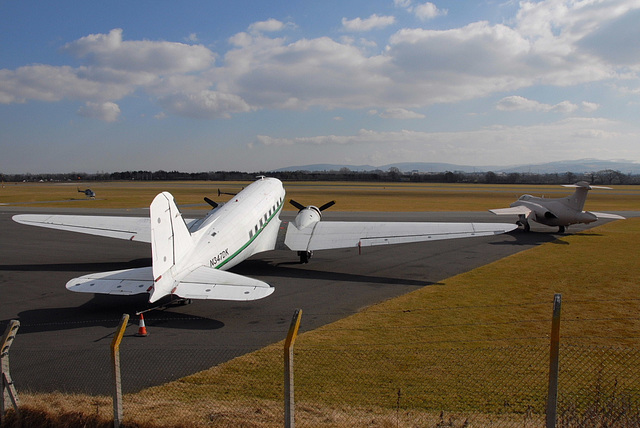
[4,303,640,428]
[8,342,639,427]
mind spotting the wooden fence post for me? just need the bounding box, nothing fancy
[284,309,302,428]
[111,314,129,428]
[1,320,20,425]
[546,294,562,428]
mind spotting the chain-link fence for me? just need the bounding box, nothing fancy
[3,306,640,427]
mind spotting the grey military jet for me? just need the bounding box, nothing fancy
[490,181,625,233]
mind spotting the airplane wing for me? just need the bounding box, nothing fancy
[284,221,517,252]
[489,206,532,216]
[12,214,199,243]
[589,211,626,220]
[66,265,273,301]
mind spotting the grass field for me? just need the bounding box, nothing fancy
[2,180,639,211]
[3,181,639,427]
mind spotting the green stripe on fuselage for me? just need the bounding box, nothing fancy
[215,198,284,270]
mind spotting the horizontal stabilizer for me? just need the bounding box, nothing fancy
[173,266,274,301]
[590,211,626,220]
[489,206,532,216]
[66,267,153,295]
[285,221,517,252]
[66,265,274,301]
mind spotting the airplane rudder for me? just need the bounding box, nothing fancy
[150,192,193,275]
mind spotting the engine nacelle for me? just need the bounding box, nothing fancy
[292,206,322,230]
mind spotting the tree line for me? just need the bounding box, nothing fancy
[2,168,637,185]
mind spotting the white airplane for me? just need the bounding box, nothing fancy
[489,181,625,233]
[13,177,517,304]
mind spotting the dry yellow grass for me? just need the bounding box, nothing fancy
[2,180,639,211]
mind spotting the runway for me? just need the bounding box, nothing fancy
[0,206,630,395]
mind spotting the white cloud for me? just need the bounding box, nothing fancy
[77,101,121,122]
[496,96,601,114]
[342,14,396,32]
[0,64,135,103]
[414,3,447,20]
[255,117,639,165]
[395,1,446,20]
[158,90,252,119]
[249,19,286,34]
[378,108,425,119]
[496,96,575,112]
[394,0,412,9]
[62,28,214,74]
[1,1,640,121]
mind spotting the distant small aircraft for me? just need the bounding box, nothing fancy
[78,187,96,198]
[14,177,516,304]
[489,181,625,233]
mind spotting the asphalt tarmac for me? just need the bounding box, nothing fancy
[0,206,633,395]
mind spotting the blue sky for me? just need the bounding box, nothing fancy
[2,0,640,173]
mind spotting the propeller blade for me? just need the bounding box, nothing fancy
[218,189,236,196]
[204,197,218,208]
[289,199,306,211]
[318,201,336,211]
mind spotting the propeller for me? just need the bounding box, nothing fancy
[218,189,237,196]
[289,199,335,212]
[204,197,218,208]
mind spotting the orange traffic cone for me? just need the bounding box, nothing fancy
[136,314,148,337]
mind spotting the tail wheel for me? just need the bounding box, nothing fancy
[298,251,312,264]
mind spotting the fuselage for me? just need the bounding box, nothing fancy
[179,177,286,274]
[511,194,597,227]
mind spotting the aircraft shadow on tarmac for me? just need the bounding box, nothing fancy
[233,258,436,287]
[0,258,152,273]
[2,294,224,335]
[492,228,603,246]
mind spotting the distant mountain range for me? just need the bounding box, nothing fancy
[274,159,640,174]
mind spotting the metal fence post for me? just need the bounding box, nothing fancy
[546,294,562,428]
[284,309,302,428]
[1,320,20,425]
[111,314,129,428]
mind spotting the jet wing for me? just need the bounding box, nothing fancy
[12,214,199,243]
[66,265,273,301]
[489,206,532,216]
[589,212,626,220]
[284,221,517,252]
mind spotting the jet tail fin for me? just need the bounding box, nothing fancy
[150,192,193,301]
[561,181,612,212]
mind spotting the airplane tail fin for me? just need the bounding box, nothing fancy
[562,181,611,212]
[149,191,193,302]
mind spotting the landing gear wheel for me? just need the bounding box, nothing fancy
[298,250,312,264]
[523,222,531,232]
[558,225,565,234]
